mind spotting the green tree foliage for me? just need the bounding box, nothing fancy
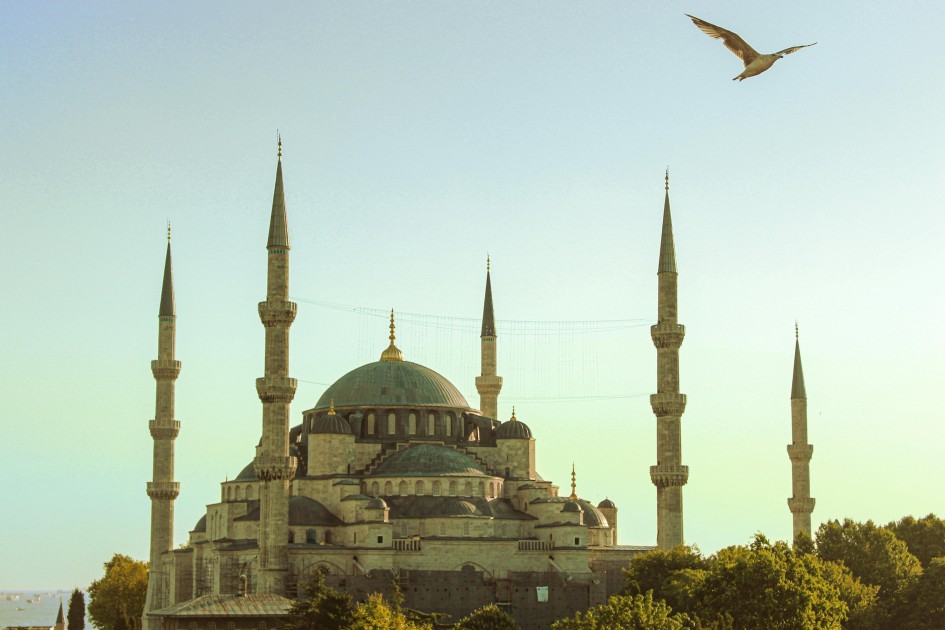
[816,519,922,598]
[622,545,706,613]
[885,514,945,568]
[348,593,430,630]
[551,592,690,630]
[694,536,847,629]
[281,572,354,630]
[67,588,85,630]
[455,604,520,630]
[887,557,945,629]
[87,555,148,630]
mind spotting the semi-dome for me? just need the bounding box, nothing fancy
[562,500,584,513]
[235,462,257,481]
[366,497,389,510]
[578,500,609,528]
[192,515,207,533]
[598,498,616,509]
[373,443,489,477]
[313,360,471,410]
[236,497,342,526]
[312,413,351,435]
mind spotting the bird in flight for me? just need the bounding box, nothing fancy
[685,14,816,81]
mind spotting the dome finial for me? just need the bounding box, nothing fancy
[795,319,799,341]
[510,406,516,421]
[329,399,335,415]
[167,220,171,243]
[277,132,282,160]
[665,166,670,192]
[569,463,578,500]
[380,308,405,361]
[487,254,491,272]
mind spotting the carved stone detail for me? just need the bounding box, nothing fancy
[256,377,297,403]
[258,300,297,327]
[786,443,814,462]
[147,481,180,500]
[149,420,181,439]
[650,393,687,417]
[254,455,298,481]
[151,360,182,380]
[788,497,816,513]
[650,323,685,349]
[649,464,689,488]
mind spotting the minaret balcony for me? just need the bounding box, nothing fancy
[258,300,297,326]
[788,497,816,513]
[150,360,181,380]
[147,481,180,500]
[149,420,181,439]
[253,454,298,481]
[650,393,687,417]
[786,444,814,462]
[256,377,298,403]
[650,323,685,349]
[649,464,689,488]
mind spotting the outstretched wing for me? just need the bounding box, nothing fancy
[685,14,759,67]
[775,42,817,56]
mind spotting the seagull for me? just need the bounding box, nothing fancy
[685,14,816,81]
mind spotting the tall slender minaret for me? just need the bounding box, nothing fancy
[787,324,815,541]
[144,226,181,624]
[649,170,689,550]
[475,256,502,419]
[254,137,298,594]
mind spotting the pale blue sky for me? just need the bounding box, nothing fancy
[2,2,944,590]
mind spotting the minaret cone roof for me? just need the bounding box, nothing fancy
[267,139,290,250]
[56,601,65,625]
[481,258,496,337]
[159,237,175,317]
[658,172,677,274]
[792,329,806,399]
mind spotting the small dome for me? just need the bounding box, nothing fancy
[312,413,351,435]
[192,515,207,533]
[578,500,610,528]
[373,443,489,477]
[235,462,257,481]
[562,500,583,513]
[518,483,541,490]
[598,498,616,509]
[366,497,389,510]
[341,493,372,502]
[496,409,532,439]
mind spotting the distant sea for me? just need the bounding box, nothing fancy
[0,592,90,629]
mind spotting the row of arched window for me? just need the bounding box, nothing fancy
[223,484,255,502]
[362,410,456,438]
[368,479,499,498]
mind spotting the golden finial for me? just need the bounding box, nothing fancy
[277,132,282,160]
[569,463,578,500]
[795,320,799,341]
[329,399,335,415]
[167,221,171,243]
[380,308,405,361]
[665,167,670,192]
[510,406,517,421]
[487,254,491,272]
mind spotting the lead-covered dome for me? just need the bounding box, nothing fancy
[373,443,489,477]
[314,360,471,410]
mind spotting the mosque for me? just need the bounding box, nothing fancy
[141,141,813,630]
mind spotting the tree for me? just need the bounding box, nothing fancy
[68,588,85,630]
[87,555,148,630]
[693,535,848,630]
[282,572,354,630]
[622,546,706,613]
[887,557,945,629]
[886,514,945,568]
[348,593,430,630]
[816,519,922,598]
[551,592,690,630]
[455,604,520,630]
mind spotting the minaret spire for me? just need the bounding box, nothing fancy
[254,138,298,595]
[788,324,815,542]
[650,170,689,550]
[569,463,578,500]
[476,256,503,419]
[143,231,182,628]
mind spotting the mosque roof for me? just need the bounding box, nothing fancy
[235,497,342,526]
[192,515,207,533]
[598,498,616,509]
[496,417,532,439]
[312,360,471,410]
[312,413,351,435]
[235,463,257,481]
[372,444,490,477]
[382,496,534,520]
[151,594,293,617]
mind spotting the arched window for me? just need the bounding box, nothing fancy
[408,413,417,435]
[306,529,317,544]
[371,481,380,496]
[449,480,457,496]
[432,481,441,496]
[367,413,376,435]
[287,530,294,543]
[464,481,472,496]
[446,415,452,437]
[226,486,231,501]
[463,522,470,537]
[478,481,485,497]
[384,481,393,495]
[246,485,254,500]
[388,413,397,435]
[235,486,242,500]
[399,480,408,496]
[427,414,436,436]
[415,480,425,495]
[488,482,494,498]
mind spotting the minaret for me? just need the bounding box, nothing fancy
[787,324,815,541]
[475,256,503,419]
[54,599,65,630]
[649,170,688,550]
[144,226,181,623]
[254,137,298,594]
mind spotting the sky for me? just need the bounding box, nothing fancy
[1,1,944,591]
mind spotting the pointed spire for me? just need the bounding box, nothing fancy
[792,322,806,399]
[56,600,65,625]
[481,256,496,337]
[267,135,290,250]
[159,225,175,317]
[510,406,517,422]
[380,309,405,361]
[569,463,578,500]
[658,168,677,273]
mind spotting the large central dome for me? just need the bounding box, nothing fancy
[313,360,472,410]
